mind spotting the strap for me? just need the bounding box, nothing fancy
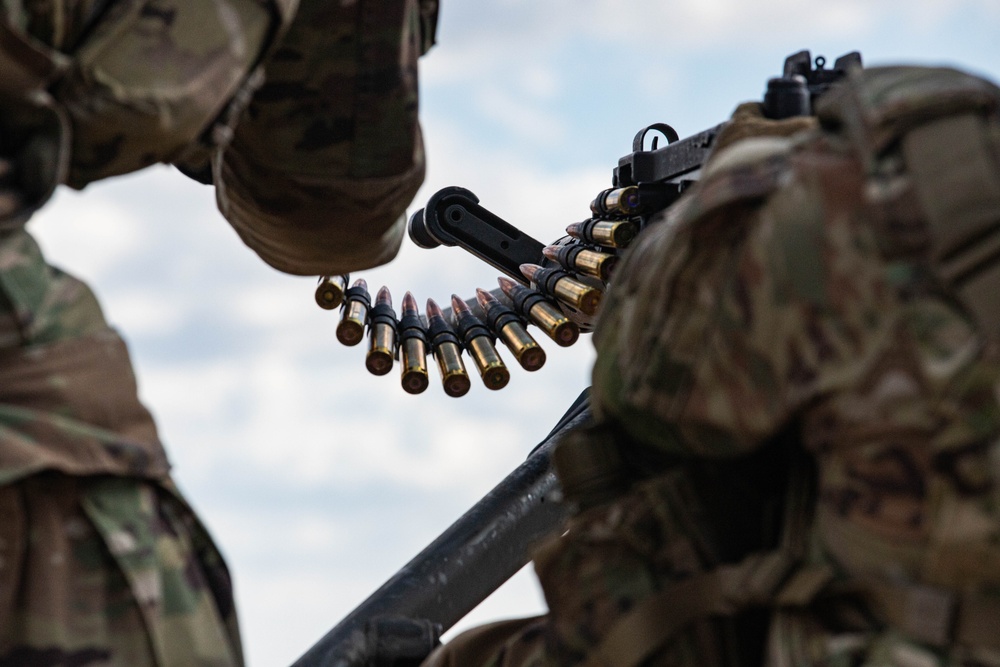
[901,113,1000,333]
[578,552,832,667]
[904,113,1000,271]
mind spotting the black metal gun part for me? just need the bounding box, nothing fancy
[408,186,547,284]
[290,391,590,667]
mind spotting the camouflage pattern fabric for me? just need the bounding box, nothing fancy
[0,228,242,666]
[425,66,1000,667]
[216,0,432,275]
[3,0,436,276]
[0,474,242,667]
[45,0,281,188]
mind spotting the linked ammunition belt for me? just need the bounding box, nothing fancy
[311,183,639,397]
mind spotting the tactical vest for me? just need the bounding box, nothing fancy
[550,66,1000,667]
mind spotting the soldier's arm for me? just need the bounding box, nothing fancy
[213,0,439,277]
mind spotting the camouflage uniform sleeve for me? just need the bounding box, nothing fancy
[214,0,436,276]
[590,134,897,458]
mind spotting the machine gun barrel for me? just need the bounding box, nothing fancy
[290,392,589,667]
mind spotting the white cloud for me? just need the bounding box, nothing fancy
[29,185,144,283]
[99,288,190,336]
[474,86,568,146]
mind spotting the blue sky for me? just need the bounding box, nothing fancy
[26,2,1000,665]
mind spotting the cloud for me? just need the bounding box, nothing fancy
[29,184,144,283]
[474,86,568,146]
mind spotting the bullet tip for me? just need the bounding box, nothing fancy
[475,288,496,308]
[425,298,443,318]
[402,291,418,313]
[519,264,541,282]
[376,286,392,305]
[451,295,471,313]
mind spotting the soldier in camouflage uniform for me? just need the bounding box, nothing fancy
[424,65,1000,667]
[0,0,437,664]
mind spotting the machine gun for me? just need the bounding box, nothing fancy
[403,50,861,310]
[293,49,861,667]
[314,49,861,398]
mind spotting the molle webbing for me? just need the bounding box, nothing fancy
[902,113,1000,332]
[551,425,821,667]
[819,66,1000,333]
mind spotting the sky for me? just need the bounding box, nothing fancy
[25,2,1000,665]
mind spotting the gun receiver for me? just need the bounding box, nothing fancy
[407,50,862,275]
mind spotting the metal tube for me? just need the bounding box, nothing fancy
[290,391,590,667]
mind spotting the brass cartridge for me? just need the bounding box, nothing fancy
[451,295,509,390]
[520,263,602,317]
[315,274,348,310]
[590,186,640,217]
[542,244,618,283]
[426,298,471,397]
[365,286,396,376]
[398,292,430,394]
[565,219,637,249]
[336,279,370,346]
[498,277,579,347]
[476,288,546,372]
